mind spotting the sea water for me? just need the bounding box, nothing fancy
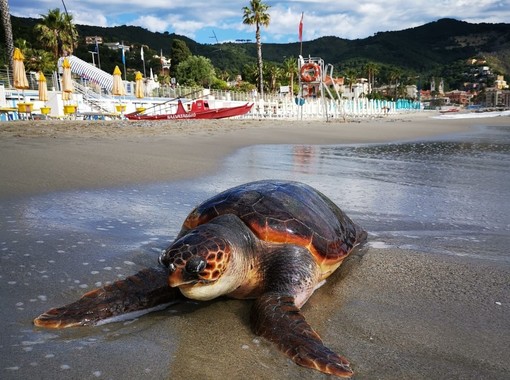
[0,122,509,379]
[220,124,510,263]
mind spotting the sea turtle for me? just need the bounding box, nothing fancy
[34,180,366,378]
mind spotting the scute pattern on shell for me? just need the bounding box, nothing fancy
[182,180,360,267]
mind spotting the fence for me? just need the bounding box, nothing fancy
[0,67,421,119]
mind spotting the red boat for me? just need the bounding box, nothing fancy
[439,108,460,114]
[125,99,253,120]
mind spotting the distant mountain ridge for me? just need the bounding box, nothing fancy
[6,16,510,77]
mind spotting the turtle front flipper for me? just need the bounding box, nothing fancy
[34,266,183,328]
[251,293,353,378]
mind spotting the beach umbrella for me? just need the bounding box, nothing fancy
[38,71,48,102]
[13,48,29,90]
[62,57,73,101]
[112,65,126,96]
[135,71,144,99]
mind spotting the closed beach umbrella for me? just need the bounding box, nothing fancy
[135,71,144,98]
[112,66,126,96]
[38,72,48,102]
[13,48,29,89]
[62,57,73,101]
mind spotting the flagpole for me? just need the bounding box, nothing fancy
[141,46,147,78]
[95,37,101,70]
[299,12,304,56]
[121,41,126,80]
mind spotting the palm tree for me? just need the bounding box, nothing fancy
[14,38,55,72]
[34,8,77,59]
[282,57,297,97]
[344,67,359,97]
[242,62,259,85]
[242,0,271,98]
[387,67,402,99]
[0,0,14,70]
[364,61,380,94]
[264,62,282,93]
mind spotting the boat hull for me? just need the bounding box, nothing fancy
[126,102,253,120]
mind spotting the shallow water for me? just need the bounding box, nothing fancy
[220,124,510,263]
[1,123,509,379]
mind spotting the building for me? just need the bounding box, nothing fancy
[103,42,130,52]
[85,36,103,45]
[324,75,345,94]
[406,85,418,99]
[485,88,510,108]
[494,75,509,90]
[445,90,474,106]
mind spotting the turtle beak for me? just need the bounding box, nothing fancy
[167,265,200,287]
[166,263,189,287]
[168,267,188,287]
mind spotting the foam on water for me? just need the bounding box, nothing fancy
[94,302,178,326]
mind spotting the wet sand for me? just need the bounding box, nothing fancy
[0,113,472,199]
[1,113,509,379]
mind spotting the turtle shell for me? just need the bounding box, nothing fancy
[181,180,364,272]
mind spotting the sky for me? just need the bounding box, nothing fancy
[10,0,510,44]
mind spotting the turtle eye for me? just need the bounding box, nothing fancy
[185,256,207,274]
[158,249,167,266]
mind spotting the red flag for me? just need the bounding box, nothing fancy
[298,12,304,42]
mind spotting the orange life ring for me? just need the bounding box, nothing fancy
[300,63,321,82]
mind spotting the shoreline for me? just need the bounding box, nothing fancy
[2,113,506,200]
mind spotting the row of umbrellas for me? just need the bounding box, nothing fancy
[112,66,145,99]
[12,47,146,108]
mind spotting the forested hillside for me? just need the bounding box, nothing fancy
[3,16,509,91]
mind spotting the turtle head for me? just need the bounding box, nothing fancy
[159,227,234,299]
[159,215,256,301]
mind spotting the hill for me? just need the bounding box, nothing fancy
[261,18,510,74]
[4,16,510,84]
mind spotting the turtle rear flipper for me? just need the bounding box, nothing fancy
[34,266,183,328]
[251,294,353,378]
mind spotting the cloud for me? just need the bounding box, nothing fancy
[70,10,109,28]
[132,15,170,33]
[9,0,510,44]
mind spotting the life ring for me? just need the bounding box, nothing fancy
[300,63,320,82]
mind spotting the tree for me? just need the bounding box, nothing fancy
[282,57,297,97]
[170,39,192,70]
[241,62,259,85]
[0,0,14,70]
[242,0,270,97]
[343,67,359,95]
[387,66,402,98]
[34,8,77,59]
[14,38,55,72]
[175,55,216,87]
[364,61,380,94]
[264,62,282,93]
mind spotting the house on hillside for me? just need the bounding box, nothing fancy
[445,90,474,106]
[103,42,130,53]
[494,75,509,90]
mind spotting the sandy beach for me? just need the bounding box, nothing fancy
[1,113,509,380]
[0,113,473,199]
